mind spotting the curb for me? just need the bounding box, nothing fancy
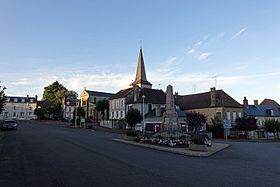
[113,138,230,157]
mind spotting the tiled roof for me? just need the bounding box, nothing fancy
[177,89,242,110]
[259,99,280,108]
[244,105,280,117]
[109,87,134,100]
[127,88,166,104]
[85,90,115,98]
[6,96,37,103]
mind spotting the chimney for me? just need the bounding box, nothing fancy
[254,100,258,106]
[155,104,161,117]
[210,87,216,106]
[243,97,248,107]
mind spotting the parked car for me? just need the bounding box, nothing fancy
[1,120,17,130]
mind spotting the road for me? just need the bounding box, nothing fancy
[0,121,280,187]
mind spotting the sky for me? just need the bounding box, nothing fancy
[0,0,280,104]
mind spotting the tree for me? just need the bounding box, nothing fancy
[43,81,67,104]
[96,99,109,120]
[265,119,280,140]
[208,115,224,138]
[185,112,207,137]
[236,117,257,131]
[34,108,46,120]
[0,84,7,114]
[125,108,142,129]
[73,107,85,119]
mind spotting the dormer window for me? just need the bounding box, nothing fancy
[271,110,274,116]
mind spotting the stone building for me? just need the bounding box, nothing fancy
[109,48,166,128]
[177,87,243,126]
[80,89,114,121]
[0,95,37,120]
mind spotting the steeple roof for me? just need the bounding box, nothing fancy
[130,48,152,87]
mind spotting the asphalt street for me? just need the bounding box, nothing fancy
[0,121,280,187]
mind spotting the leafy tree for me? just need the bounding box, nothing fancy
[0,84,7,114]
[208,115,224,138]
[43,81,67,104]
[73,107,85,118]
[265,119,280,140]
[34,108,47,120]
[125,108,142,129]
[185,112,207,137]
[96,99,109,120]
[236,117,257,131]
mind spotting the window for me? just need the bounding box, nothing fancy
[20,112,24,117]
[216,112,222,120]
[29,107,32,110]
[227,112,231,121]
[29,112,32,116]
[112,112,114,118]
[238,112,242,118]
[94,97,97,103]
[148,104,152,112]
[271,110,274,116]
[233,112,237,122]
[120,111,123,118]
[13,112,16,117]
[21,98,25,102]
[14,98,18,102]
[30,99,34,103]
[116,111,119,118]
[14,106,16,110]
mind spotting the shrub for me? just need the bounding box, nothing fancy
[126,130,138,136]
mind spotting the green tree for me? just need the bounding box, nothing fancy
[96,99,109,120]
[42,81,67,104]
[208,115,224,138]
[125,108,142,129]
[34,108,46,120]
[0,84,7,114]
[265,119,280,140]
[185,112,207,137]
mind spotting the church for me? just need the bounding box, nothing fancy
[109,48,166,129]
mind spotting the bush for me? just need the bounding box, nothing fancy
[193,137,205,145]
[126,130,138,136]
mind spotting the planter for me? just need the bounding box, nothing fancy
[123,135,137,141]
[189,144,208,152]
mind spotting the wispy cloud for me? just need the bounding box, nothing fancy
[231,27,248,39]
[198,52,212,61]
[187,41,202,54]
[164,57,177,65]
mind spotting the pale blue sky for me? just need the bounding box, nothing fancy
[0,0,280,104]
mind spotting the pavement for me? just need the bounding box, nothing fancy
[113,138,230,157]
[1,121,280,187]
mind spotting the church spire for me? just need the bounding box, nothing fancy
[130,48,152,88]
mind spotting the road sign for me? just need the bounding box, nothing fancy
[223,120,231,129]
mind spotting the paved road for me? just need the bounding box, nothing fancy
[0,121,280,187]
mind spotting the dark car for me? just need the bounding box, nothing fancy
[1,120,18,130]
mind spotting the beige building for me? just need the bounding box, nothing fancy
[80,89,114,121]
[177,87,243,126]
[0,95,37,120]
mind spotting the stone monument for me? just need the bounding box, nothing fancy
[161,85,181,138]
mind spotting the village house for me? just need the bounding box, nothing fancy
[177,87,243,126]
[0,95,37,120]
[80,88,114,122]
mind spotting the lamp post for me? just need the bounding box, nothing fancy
[75,99,78,128]
[66,101,70,124]
[142,95,145,135]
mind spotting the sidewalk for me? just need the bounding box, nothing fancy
[114,138,230,157]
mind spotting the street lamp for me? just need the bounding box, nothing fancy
[142,95,146,135]
[75,98,78,128]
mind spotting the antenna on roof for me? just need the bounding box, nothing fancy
[192,84,197,93]
[212,75,218,88]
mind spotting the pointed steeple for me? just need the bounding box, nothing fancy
[130,48,152,88]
